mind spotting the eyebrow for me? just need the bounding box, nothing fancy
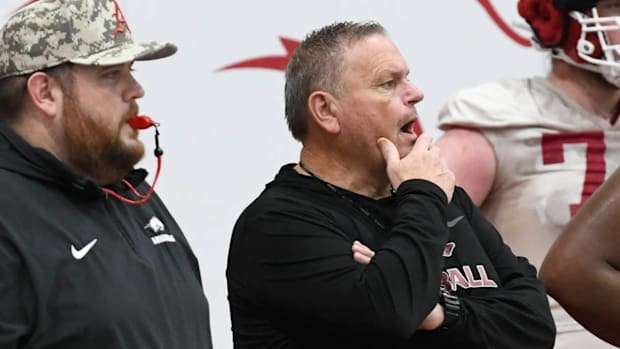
[375,67,409,80]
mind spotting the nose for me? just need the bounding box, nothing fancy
[404,81,424,106]
[123,73,145,102]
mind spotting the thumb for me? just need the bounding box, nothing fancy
[377,138,399,167]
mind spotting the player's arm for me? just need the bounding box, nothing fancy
[434,127,496,206]
[540,168,620,347]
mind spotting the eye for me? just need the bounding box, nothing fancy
[380,80,396,89]
[102,70,121,80]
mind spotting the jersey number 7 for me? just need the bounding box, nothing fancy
[541,131,606,216]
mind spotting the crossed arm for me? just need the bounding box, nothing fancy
[352,240,445,331]
[353,189,555,349]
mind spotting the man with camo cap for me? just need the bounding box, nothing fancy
[0,1,213,348]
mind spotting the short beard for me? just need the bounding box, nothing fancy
[61,91,144,184]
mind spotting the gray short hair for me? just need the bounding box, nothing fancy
[284,21,386,142]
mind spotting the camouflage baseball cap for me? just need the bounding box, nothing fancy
[0,0,177,80]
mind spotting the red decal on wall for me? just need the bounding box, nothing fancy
[219,1,531,73]
[477,0,532,47]
[217,37,299,72]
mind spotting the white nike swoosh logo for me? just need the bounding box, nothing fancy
[446,215,464,228]
[71,238,98,260]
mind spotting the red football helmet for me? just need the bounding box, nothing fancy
[519,0,620,85]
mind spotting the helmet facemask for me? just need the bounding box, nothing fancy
[570,4,620,86]
[519,0,620,87]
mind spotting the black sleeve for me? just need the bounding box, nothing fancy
[228,179,449,345]
[0,231,35,348]
[434,188,556,348]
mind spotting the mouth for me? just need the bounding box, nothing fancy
[400,119,416,134]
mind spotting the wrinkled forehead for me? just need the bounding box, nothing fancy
[343,35,405,70]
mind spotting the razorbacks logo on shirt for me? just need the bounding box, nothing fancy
[144,216,165,233]
[143,216,176,245]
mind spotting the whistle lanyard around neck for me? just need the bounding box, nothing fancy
[298,162,388,232]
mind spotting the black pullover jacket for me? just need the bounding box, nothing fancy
[0,123,213,349]
[227,164,555,348]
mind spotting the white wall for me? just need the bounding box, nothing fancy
[1,1,547,348]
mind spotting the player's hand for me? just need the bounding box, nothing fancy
[418,303,445,330]
[352,240,375,265]
[377,133,455,202]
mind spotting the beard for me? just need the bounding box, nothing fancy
[61,94,145,184]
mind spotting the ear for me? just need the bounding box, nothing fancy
[26,72,63,117]
[307,91,341,134]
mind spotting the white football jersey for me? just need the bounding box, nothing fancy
[438,76,620,342]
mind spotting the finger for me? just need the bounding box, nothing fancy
[352,240,375,257]
[352,246,375,260]
[359,245,375,257]
[412,133,432,152]
[439,158,451,172]
[428,145,441,157]
[352,240,362,251]
[353,251,372,265]
[377,138,399,165]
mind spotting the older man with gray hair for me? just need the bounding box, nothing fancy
[227,20,555,349]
